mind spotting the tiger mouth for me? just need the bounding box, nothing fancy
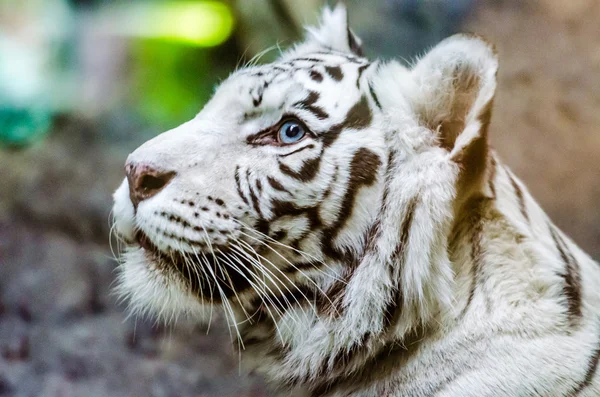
[133,231,255,302]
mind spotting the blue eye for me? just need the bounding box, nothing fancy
[278,120,306,144]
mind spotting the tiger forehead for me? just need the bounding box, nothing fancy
[228,53,371,113]
[237,52,369,84]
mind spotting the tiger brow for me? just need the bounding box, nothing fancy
[242,110,264,122]
[242,106,285,123]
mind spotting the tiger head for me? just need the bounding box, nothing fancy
[112,4,498,376]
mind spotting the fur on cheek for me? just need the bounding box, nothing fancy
[115,249,211,323]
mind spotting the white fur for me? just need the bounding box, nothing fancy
[112,5,600,396]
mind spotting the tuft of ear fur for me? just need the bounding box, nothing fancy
[408,34,498,202]
[285,3,364,58]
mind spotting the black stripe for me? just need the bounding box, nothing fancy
[459,199,487,318]
[343,95,372,130]
[383,196,418,330]
[270,200,316,220]
[321,164,339,202]
[309,70,324,82]
[368,83,382,110]
[293,57,325,63]
[320,148,381,259]
[318,151,391,318]
[488,155,497,198]
[278,143,315,158]
[549,224,582,326]
[279,261,321,275]
[254,219,270,237]
[321,125,343,148]
[270,200,321,230]
[278,154,323,182]
[309,326,428,396]
[507,169,529,223]
[320,95,374,149]
[324,66,343,81]
[267,176,289,193]
[573,327,600,394]
[295,91,329,120]
[234,166,250,205]
[246,169,263,218]
[243,110,261,122]
[356,63,369,88]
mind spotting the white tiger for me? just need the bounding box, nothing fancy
[111,4,600,396]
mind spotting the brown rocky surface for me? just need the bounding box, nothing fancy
[1,2,598,397]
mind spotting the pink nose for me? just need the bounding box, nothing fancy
[125,162,175,207]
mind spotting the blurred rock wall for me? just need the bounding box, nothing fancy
[466,0,600,259]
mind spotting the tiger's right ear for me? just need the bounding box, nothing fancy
[408,34,498,157]
[402,34,498,201]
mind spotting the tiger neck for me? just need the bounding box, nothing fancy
[238,147,565,392]
[447,152,569,328]
[238,145,461,387]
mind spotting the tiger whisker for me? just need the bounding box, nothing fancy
[232,219,346,283]
[235,45,252,72]
[228,242,304,327]
[232,218,327,265]
[218,251,293,340]
[189,248,216,333]
[234,239,324,321]
[175,243,215,326]
[234,233,342,317]
[196,232,244,347]
[236,228,346,285]
[231,245,310,333]
[108,215,127,266]
[221,248,288,319]
[214,249,254,325]
[196,247,238,345]
[184,241,221,334]
[245,44,279,68]
[177,241,208,320]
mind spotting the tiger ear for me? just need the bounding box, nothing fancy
[289,3,363,57]
[408,34,498,197]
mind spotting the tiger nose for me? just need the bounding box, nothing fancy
[125,162,176,207]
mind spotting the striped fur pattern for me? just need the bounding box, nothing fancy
[111,5,600,396]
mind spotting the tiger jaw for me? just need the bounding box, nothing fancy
[112,176,326,310]
[129,229,259,303]
[111,177,271,306]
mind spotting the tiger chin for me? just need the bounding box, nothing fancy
[111,4,600,396]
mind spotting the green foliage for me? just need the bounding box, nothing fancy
[130,40,226,132]
[0,107,51,148]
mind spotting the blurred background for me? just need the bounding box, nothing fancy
[0,0,598,396]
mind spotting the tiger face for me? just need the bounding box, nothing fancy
[112,7,388,318]
[112,3,497,366]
